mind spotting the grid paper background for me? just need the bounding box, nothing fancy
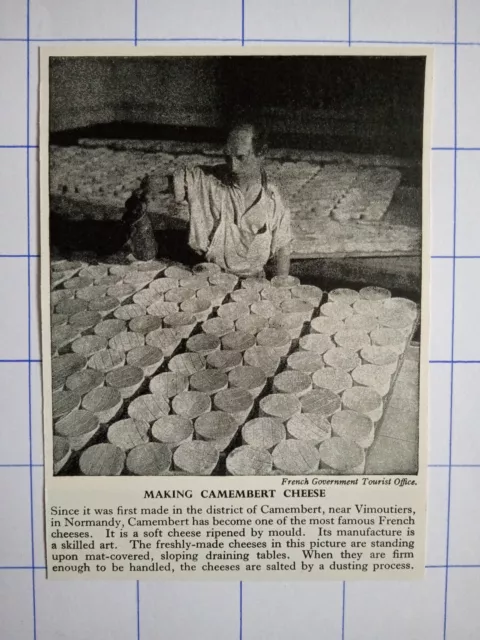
[0,0,478,638]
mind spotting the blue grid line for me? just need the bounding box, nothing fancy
[443,1,458,637]
[0,464,43,467]
[239,581,243,640]
[0,145,38,149]
[0,359,41,363]
[134,0,138,46]
[0,36,478,45]
[348,0,352,46]
[0,255,40,258]
[431,256,480,259]
[430,360,480,364]
[241,0,245,46]
[26,0,37,637]
[136,581,140,640]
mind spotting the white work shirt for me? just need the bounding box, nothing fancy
[173,164,292,277]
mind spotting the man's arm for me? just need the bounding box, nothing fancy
[273,247,291,277]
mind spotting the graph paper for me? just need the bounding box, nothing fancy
[0,0,478,638]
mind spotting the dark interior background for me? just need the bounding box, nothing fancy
[49,55,426,157]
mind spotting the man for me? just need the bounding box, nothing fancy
[124,123,292,277]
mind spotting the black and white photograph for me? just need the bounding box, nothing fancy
[43,49,429,478]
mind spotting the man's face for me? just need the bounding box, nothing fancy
[225,127,263,182]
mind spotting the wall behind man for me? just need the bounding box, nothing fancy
[49,56,425,157]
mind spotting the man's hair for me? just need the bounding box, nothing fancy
[229,119,269,156]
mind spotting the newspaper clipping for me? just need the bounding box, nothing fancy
[40,46,432,580]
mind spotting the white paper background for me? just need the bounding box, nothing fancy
[0,0,477,638]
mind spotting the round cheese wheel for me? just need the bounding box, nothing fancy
[287,350,324,374]
[179,276,209,291]
[107,418,150,451]
[271,275,300,289]
[53,435,71,474]
[226,445,272,476]
[231,289,260,305]
[280,298,315,322]
[192,262,221,276]
[318,436,366,473]
[209,272,239,289]
[323,347,361,372]
[52,353,86,389]
[88,296,120,314]
[132,288,160,309]
[128,315,162,335]
[190,369,228,395]
[299,334,335,355]
[370,327,406,355]
[69,310,102,331]
[194,411,238,451]
[202,317,235,338]
[51,325,79,350]
[286,413,331,445]
[79,265,108,280]
[65,368,104,396]
[108,264,130,276]
[165,265,192,280]
[214,388,254,425]
[108,331,145,353]
[97,274,122,288]
[172,390,211,419]
[126,443,172,475]
[51,290,73,306]
[168,352,206,376]
[82,386,123,423]
[186,333,220,356]
[228,365,267,398]
[164,288,196,304]
[94,318,126,339]
[163,312,196,339]
[150,372,189,398]
[107,283,135,300]
[64,275,94,291]
[352,299,385,317]
[250,300,278,319]
[180,298,212,322]
[377,310,415,338]
[320,301,354,320]
[291,284,323,305]
[359,286,391,301]
[173,441,219,475]
[221,331,256,352]
[259,393,301,422]
[145,328,180,357]
[273,370,312,397]
[300,388,341,417]
[105,365,144,398]
[344,314,379,333]
[151,415,194,449]
[235,313,268,335]
[148,277,178,294]
[382,297,417,317]
[55,409,99,451]
[261,287,291,304]
[269,313,305,339]
[342,386,384,422]
[310,316,345,336]
[334,329,371,352]
[207,349,243,372]
[79,443,125,476]
[241,276,269,292]
[272,440,320,474]
[217,302,250,322]
[135,260,167,274]
[75,284,108,301]
[351,364,392,397]
[313,367,353,394]
[52,389,81,420]
[360,345,399,376]
[242,418,286,452]
[146,301,179,318]
[123,271,154,289]
[196,286,229,306]
[328,288,360,305]
[127,393,170,422]
[243,345,280,377]
[256,328,291,357]
[331,410,375,449]
[87,349,125,373]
